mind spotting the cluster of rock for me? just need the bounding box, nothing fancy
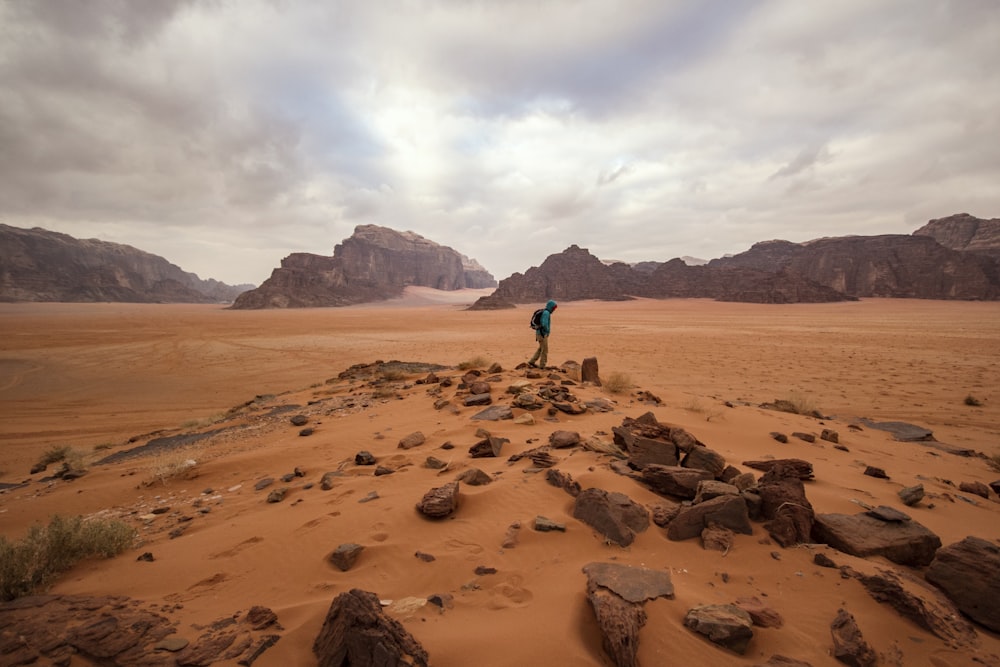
[231,225,495,309]
[0,224,251,303]
[914,212,1000,262]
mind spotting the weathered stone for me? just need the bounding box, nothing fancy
[829,608,876,667]
[859,419,934,442]
[667,495,752,541]
[572,488,650,547]
[290,414,309,426]
[255,477,275,491]
[552,400,587,415]
[374,465,394,476]
[424,457,447,470]
[863,466,888,479]
[329,543,365,572]
[456,468,492,486]
[820,429,839,444]
[469,436,507,458]
[545,468,581,497]
[865,505,910,522]
[857,570,977,643]
[757,469,814,547]
[641,464,713,499]
[266,488,288,503]
[682,446,727,477]
[512,393,544,410]
[753,657,814,667]
[898,484,924,506]
[732,472,757,491]
[533,516,566,532]
[613,426,679,469]
[355,451,376,466]
[650,502,681,527]
[694,480,739,504]
[792,432,815,443]
[585,577,646,667]
[959,480,990,498]
[684,604,754,655]
[416,481,459,519]
[770,432,788,443]
[471,404,513,420]
[468,381,491,395]
[312,588,429,667]
[549,430,581,448]
[463,393,492,407]
[811,512,941,566]
[581,357,601,385]
[742,458,814,480]
[926,536,1000,632]
[397,432,425,450]
[582,562,674,603]
[734,596,784,628]
[702,524,734,552]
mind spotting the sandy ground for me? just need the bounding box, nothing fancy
[1,290,999,666]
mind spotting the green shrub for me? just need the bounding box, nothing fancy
[0,515,136,601]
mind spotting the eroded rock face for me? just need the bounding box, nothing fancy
[684,604,755,655]
[0,224,250,303]
[233,225,495,309]
[572,488,650,546]
[811,512,941,567]
[312,589,429,667]
[926,536,1000,632]
[913,213,1000,261]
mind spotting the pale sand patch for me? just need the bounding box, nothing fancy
[0,297,998,666]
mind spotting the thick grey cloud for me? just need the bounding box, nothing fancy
[1,0,997,285]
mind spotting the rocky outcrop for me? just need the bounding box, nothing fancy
[710,233,1000,300]
[312,589,429,667]
[0,224,251,303]
[811,511,942,567]
[469,245,852,308]
[913,213,1000,261]
[926,536,1000,632]
[232,225,495,308]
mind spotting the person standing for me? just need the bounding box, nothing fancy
[528,300,557,368]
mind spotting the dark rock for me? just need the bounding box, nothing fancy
[702,524,734,552]
[898,484,924,506]
[742,459,814,480]
[959,480,990,498]
[30,462,46,474]
[474,566,497,576]
[512,393,544,410]
[549,430,581,448]
[581,357,601,385]
[582,562,674,603]
[266,488,288,503]
[585,572,646,667]
[247,605,279,631]
[427,593,453,609]
[734,596,784,628]
[469,436,508,458]
[290,415,309,426]
[857,570,977,643]
[355,451,376,466]
[756,465,814,547]
[397,432,425,450]
[753,657,814,667]
[667,495,752,541]
[829,608,876,667]
[545,468,581,497]
[770,432,788,443]
[694,480,739,504]
[254,478,275,491]
[914,213,1000,261]
[863,466,888,479]
[865,505,910,522]
[552,400,587,415]
[424,457,447,470]
[416,481,460,519]
[613,427,680,469]
[859,419,934,442]
[456,468,492,486]
[572,488,650,546]
[136,552,155,562]
[299,427,314,436]
[374,466,394,476]
[792,432,815,443]
[463,393,493,407]
[641,464,713,499]
[649,502,681,527]
[414,551,436,562]
[320,472,342,490]
[682,446,727,477]
[312,588,429,667]
[814,552,838,568]
[468,381,491,395]
[990,480,1000,495]
[820,429,839,444]
[470,404,513,420]
[926,536,1000,632]
[533,516,566,532]
[811,512,941,566]
[684,604,754,655]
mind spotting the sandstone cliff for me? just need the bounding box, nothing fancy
[231,225,496,309]
[468,245,851,309]
[912,213,1000,261]
[710,234,1000,300]
[0,224,251,303]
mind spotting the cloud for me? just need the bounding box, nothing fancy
[0,0,998,285]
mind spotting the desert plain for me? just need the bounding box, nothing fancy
[1,291,999,666]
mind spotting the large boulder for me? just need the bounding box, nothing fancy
[756,465,815,547]
[666,495,753,541]
[925,536,1000,632]
[684,604,754,655]
[811,512,941,567]
[313,589,429,667]
[829,608,876,667]
[572,488,650,547]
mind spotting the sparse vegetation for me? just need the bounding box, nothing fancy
[602,371,632,394]
[37,445,73,467]
[380,368,407,381]
[784,390,820,417]
[92,442,114,451]
[965,394,983,407]
[180,413,226,430]
[683,397,724,422]
[373,386,398,399]
[147,451,198,486]
[457,356,489,371]
[0,514,137,601]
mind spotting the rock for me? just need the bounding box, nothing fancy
[682,446,727,477]
[424,456,447,470]
[613,427,680,469]
[30,462,47,474]
[770,432,788,443]
[374,465,394,476]
[415,481,460,519]
[397,432,425,450]
[959,480,990,498]
[694,480,739,504]
[792,432,816,443]
[266,488,288,503]
[858,419,934,441]
[734,596,784,628]
[667,495,752,541]
[650,502,681,527]
[990,480,1000,495]
[581,357,601,385]
[753,657,814,667]
[414,551,436,563]
[468,381,491,395]
[926,536,1000,632]
[545,468,582,497]
[829,608,876,667]
[820,429,839,443]
[355,451,376,466]
[702,524,734,552]
[742,459,814,480]
[582,562,674,603]
[585,574,646,667]
[247,605,278,631]
[756,467,814,547]
[471,404,513,420]
[572,488,650,547]
[811,512,941,566]
[463,393,492,407]
[863,466,888,479]
[469,436,507,458]
[474,565,497,576]
[549,430,581,448]
[731,472,757,491]
[512,393,544,410]
[290,414,309,426]
[898,484,924,506]
[533,516,566,532]
[814,552,838,568]
[641,464,713,499]
[456,468,492,486]
[155,637,190,652]
[865,505,910,522]
[684,604,754,655]
[299,427,314,436]
[857,570,977,644]
[255,477,275,491]
[312,588,429,667]
[552,400,587,415]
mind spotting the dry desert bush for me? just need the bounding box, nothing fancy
[457,356,490,370]
[147,450,199,486]
[602,371,632,394]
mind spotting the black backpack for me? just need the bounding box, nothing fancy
[529,308,545,330]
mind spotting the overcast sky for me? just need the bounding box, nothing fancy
[1,1,998,286]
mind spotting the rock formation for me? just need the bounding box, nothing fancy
[0,224,251,303]
[232,225,495,308]
[913,213,1000,261]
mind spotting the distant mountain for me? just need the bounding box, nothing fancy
[912,213,1000,261]
[469,245,851,309]
[231,225,496,309]
[0,224,252,303]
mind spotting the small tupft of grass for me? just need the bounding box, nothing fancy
[457,356,490,371]
[380,368,407,382]
[37,445,73,467]
[964,394,983,407]
[0,514,136,601]
[602,371,632,395]
[147,451,198,486]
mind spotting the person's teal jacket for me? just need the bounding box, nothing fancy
[538,300,557,337]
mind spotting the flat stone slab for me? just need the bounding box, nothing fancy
[812,512,941,566]
[582,562,674,603]
[859,419,933,442]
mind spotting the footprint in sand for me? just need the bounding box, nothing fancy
[208,536,263,559]
[487,574,533,609]
[444,538,485,557]
[188,572,228,591]
[369,521,389,542]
